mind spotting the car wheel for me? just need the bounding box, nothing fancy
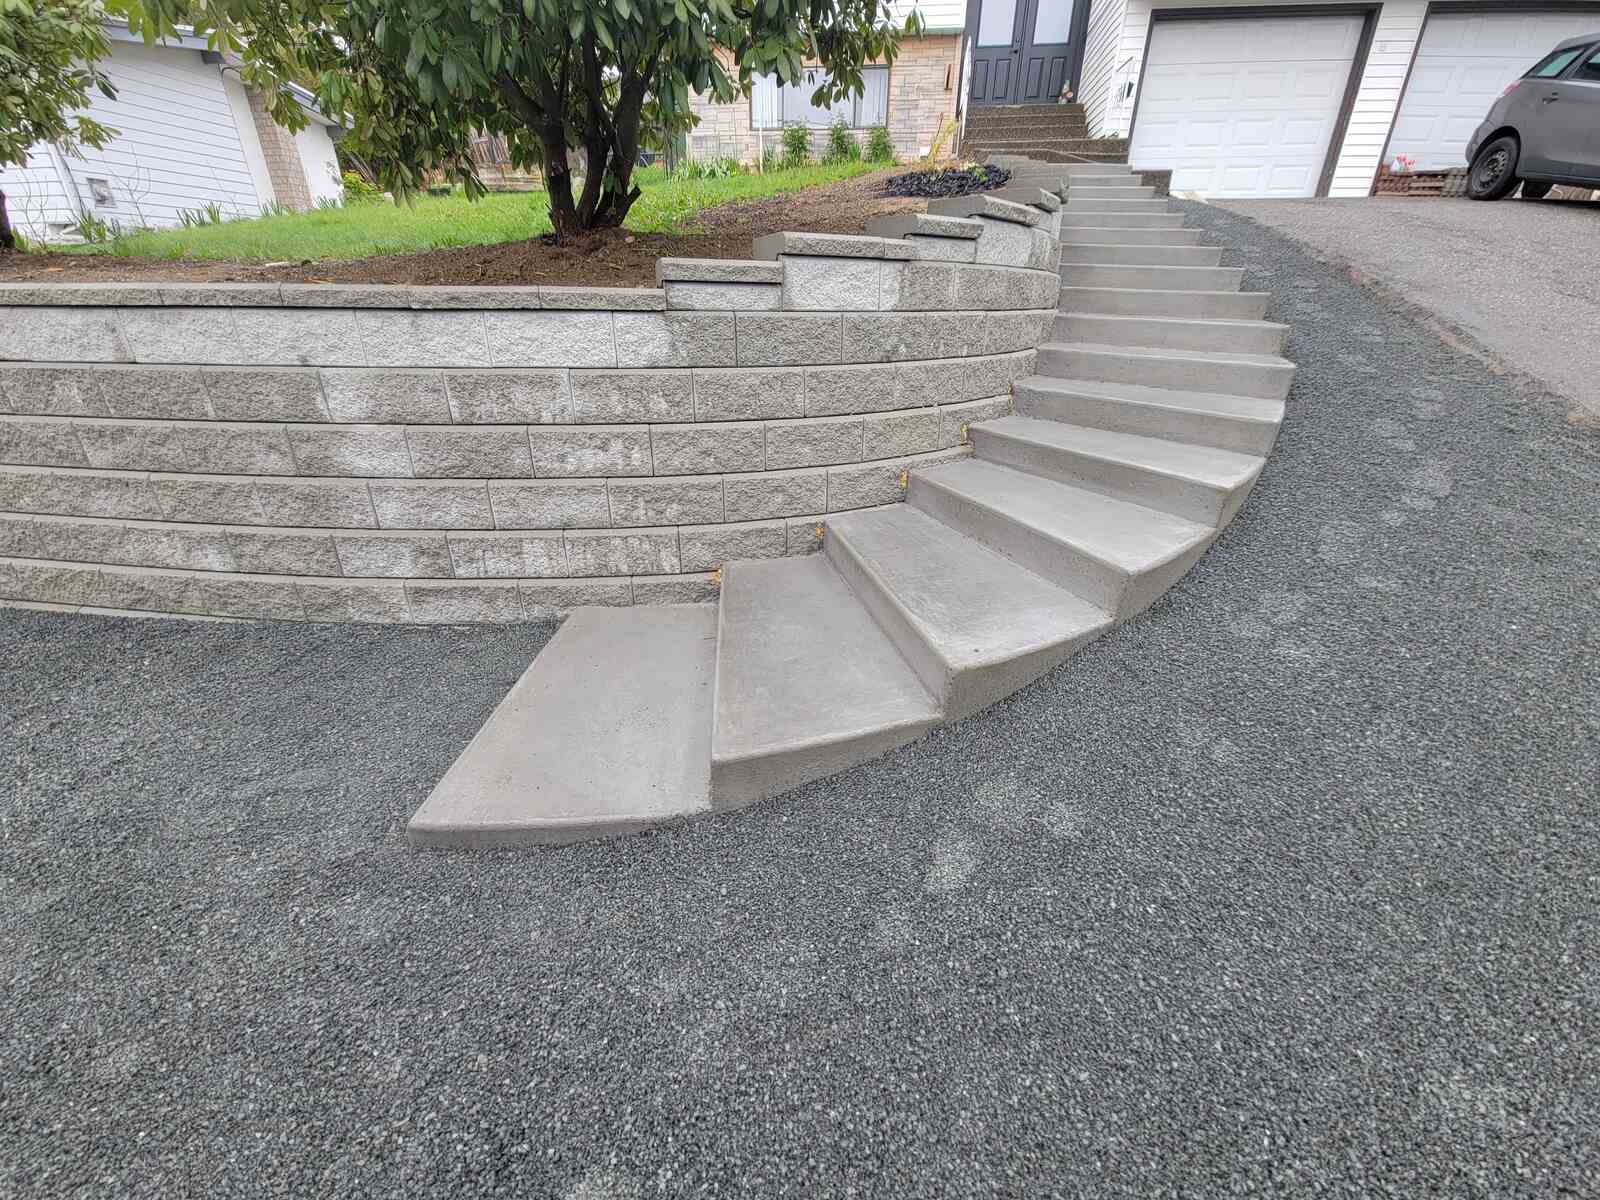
[1467,135,1521,200]
[1520,181,1553,200]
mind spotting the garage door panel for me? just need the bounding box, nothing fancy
[1130,14,1363,198]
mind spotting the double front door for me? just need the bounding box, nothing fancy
[969,0,1078,106]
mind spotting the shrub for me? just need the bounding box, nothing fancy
[759,146,783,173]
[781,122,811,167]
[866,126,894,163]
[824,114,861,164]
[674,156,742,180]
[342,170,383,203]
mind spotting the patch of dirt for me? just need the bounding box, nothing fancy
[0,169,922,288]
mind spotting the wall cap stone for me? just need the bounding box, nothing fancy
[863,213,984,241]
[657,257,784,284]
[752,232,916,262]
[926,194,1049,228]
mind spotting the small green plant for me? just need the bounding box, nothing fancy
[178,201,229,229]
[315,196,344,211]
[341,170,383,203]
[260,200,294,218]
[673,156,742,181]
[866,126,894,163]
[69,207,113,244]
[760,146,783,173]
[824,114,861,164]
[781,122,811,167]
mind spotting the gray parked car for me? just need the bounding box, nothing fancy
[1466,32,1600,200]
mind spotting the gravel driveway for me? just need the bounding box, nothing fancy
[1215,195,1600,423]
[3,202,1598,1199]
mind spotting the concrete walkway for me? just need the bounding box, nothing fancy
[1215,195,1600,423]
[2,203,1597,1198]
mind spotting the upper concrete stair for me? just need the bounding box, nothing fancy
[406,155,1295,847]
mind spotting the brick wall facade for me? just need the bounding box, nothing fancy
[245,87,313,212]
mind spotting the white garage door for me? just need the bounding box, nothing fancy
[1129,14,1365,198]
[1389,9,1600,171]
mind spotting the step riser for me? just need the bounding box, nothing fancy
[1057,286,1270,320]
[1061,264,1244,290]
[1065,200,1174,214]
[710,723,934,810]
[1062,186,1155,200]
[1013,386,1282,456]
[1059,227,1201,246]
[1038,346,1294,402]
[1055,314,1287,355]
[1060,244,1222,267]
[1059,212,1186,228]
[971,425,1243,526]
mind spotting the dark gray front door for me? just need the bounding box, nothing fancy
[969,0,1079,106]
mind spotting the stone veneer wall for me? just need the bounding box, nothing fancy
[0,201,1063,624]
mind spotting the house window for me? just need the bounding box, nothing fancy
[87,178,116,208]
[751,67,890,129]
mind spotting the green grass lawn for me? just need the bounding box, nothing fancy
[68,162,883,262]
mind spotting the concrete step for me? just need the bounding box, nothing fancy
[985,149,1130,164]
[407,605,716,847]
[1037,341,1296,401]
[711,554,940,808]
[969,120,1090,138]
[1055,312,1289,355]
[969,415,1265,526]
[1057,285,1270,320]
[1060,262,1245,291]
[1059,211,1186,229]
[825,504,1111,720]
[1064,197,1174,213]
[1059,226,1202,246]
[972,138,1128,154]
[1062,185,1155,200]
[1012,376,1285,456]
[1060,243,1223,267]
[910,458,1216,618]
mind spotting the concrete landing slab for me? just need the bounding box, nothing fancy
[407,604,717,847]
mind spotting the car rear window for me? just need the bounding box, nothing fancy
[1527,46,1588,78]
[1577,47,1600,83]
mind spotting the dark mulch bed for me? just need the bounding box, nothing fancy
[0,169,921,288]
[884,164,1011,199]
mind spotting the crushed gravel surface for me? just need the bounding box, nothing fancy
[3,202,1598,1198]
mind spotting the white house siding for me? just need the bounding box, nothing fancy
[898,0,969,31]
[0,148,77,241]
[293,122,344,207]
[1080,0,1131,133]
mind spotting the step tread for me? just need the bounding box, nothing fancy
[1061,311,1289,334]
[713,555,940,768]
[828,504,1110,673]
[1042,340,1294,369]
[407,605,715,846]
[975,415,1264,488]
[915,458,1212,574]
[1013,376,1286,423]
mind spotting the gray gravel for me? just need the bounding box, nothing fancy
[1214,195,1600,422]
[4,202,1599,1199]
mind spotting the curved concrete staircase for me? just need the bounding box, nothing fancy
[408,162,1293,847]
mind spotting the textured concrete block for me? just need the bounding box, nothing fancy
[657,257,784,284]
[157,283,284,307]
[0,557,101,605]
[143,474,258,524]
[406,580,524,623]
[781,258,881,311]
[445,532,566,579]
[0,514,36,557]
[91,564,194,613]
[765,416,864,469]
[735,313,843,366]
[485,311,615,368]
[632,573,718,604]
[754,233,913,260]
[29,515,234,572]
[928,193,1048,228]
[842,313,969,363]
[407,427,532,478]
[370,480,493,529]
[692,367,804,421]
[0,283,166,306]
[607,476,724,527]
[723,467,826,521]
[488,480,610,529]
[321,369,451,423]
[0,465,163,520]
[802,363,900,417]
[336,531,454,578]
[77,421,296,476]
[225,527,341,576]
[785,516,825,556]
[297,578,411,623]
[358,310,490,368]
[971,219,1056,270]
[570,370,694,423]
[234,309,364,366]
[614,313,736,368]
[528,427,650,477]
[894,356,1008,408]
[288,425,413,477]
[193,574,307,619]
[864,213,984,242]
[827,447,969,510]
[252,478,378,528]
[679,520,785,571]
[863,409,943,459]
[0,365,108,416]
[879,261,957,310]
[939,395,1015,446]
[519,578,632,619]
[204,367,327,421]
[278,284,403,308]
[445,370,571,424]
[664,282,781,312]
[651,423,764,475]
[98,366,214,419]
[0,417,89,467]
[5,308,131,362]
[970,312,1051,357]
[904,234,978,264]
[565,528,680,576]
[538,286,665,311]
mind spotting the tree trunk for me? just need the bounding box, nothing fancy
[0,190,16,252]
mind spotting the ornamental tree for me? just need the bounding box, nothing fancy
[132,0,923,239]
[0,0,121,250]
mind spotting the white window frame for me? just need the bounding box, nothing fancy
[750,66,891,129]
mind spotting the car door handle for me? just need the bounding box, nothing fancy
[1542,93,1560,104]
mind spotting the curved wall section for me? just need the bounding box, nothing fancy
[0,207,1064,622]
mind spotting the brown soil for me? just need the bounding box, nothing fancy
[0,169,923,288]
